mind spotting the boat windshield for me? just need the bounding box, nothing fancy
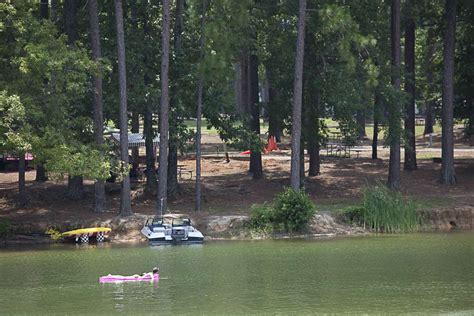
[152,218,164,226]
[172,218,190,227]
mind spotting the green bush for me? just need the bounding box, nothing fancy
[273,188,316,233]
[45,227,63,241]
[247,203,273,230]
[248,188,317,234]
[0,220,12,240]
[339,206,365,225]
[361,184,422,233]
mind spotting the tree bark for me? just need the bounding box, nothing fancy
[308,92,320,176]
[18,153,27,206]
[144,108,157,194]
[404,1,417,171]
[356,110,367,140]
[157,0,171,214]
[67,175,84,199]
[50,0,58,23]
[39,0,51,184]
[168,0,185,198]
[88,0,106,212]
[372,92,381,160]
[387,0,401,190]
[35,164,48,182]
[290,0,307,191]
[239,51,250,115]
[130,111,140,179]
[424,28,436,135]
[266,69,282,143]
[40,0,49,19]
[64,0,83,198]
[195,0,208,213]
[143,12,156,195]
[299,143,305,187]
[114,0,132,215]
[64,0,77,46]
[440,0,457,184]
[249,53,263,180]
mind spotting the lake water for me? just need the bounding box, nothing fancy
[0,232,473,315]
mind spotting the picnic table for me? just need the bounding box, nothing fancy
[325,142,352,158]
[177,164,193,180]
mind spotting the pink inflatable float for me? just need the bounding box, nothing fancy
[99,273,159,283]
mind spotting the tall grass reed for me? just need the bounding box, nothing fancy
[362,184,422,233]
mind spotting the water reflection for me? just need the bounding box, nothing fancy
[99,277,162,313]
[74,242,111,250]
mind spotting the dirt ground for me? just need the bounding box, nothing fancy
[1,131,473,230]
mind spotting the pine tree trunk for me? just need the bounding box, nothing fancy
[157,0,171,214]
[387,0,401,190]
[424,101,435,135]
[356,110,367,140]
[424,28,436,135]
[249,54,263,180]
[299,144,305,188]
[404,2,417,171]
[35,164,48,182]
[308,92,321,176]
[18,153,27,206]
[144,108,157,194]
[290,0,307,191]
[64,0,83,198]
[40,2,50,182]
[40,0,49,19]
[89,0,106,212]
[167,0,185,198]
[143,14,156,195]
[440,0,457,185]
[64,0,77,45]
[50,0,58,23]
[266,69,282,143]
[239,51,250,115]
[372,92,381,160]
[114,0,132,215]
[67,175,84,200]
[130,111,140,179]
[195,0,208,212]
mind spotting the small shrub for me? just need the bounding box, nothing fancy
[362,184,422,233]
[0,220,12,240]
[339,206,365,225]
[247,202,273,231]
[45,227,63,241]
[273,188,316,233]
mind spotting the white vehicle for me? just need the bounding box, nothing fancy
[141,214,204,245]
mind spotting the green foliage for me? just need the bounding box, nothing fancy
[45,227,63,241]
[361,184,422,233]
[0,220,12,240]
[247,203,273,231]
[45,144,129,182]
[0,91,31,153]
[249,188,316,234]
[339,206,366,226]
[273,188,316,233]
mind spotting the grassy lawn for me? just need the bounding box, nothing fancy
[184,118,269,136]
[183,117,442,140]
[365,124,442,140]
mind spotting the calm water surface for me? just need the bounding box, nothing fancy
[0,232,473,315]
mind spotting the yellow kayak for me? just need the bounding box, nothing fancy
[62,227,111,243]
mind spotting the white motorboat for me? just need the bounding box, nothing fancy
[141,214,204,245]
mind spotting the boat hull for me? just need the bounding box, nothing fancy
[141,220,204,245]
